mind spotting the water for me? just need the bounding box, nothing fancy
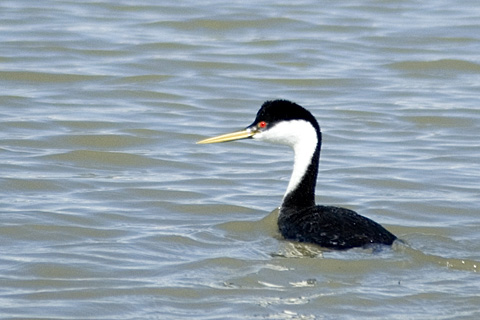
[1,0,479,319]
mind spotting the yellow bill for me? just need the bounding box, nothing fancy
[197,129,254,144]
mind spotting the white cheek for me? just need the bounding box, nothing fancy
[253,120,315,147]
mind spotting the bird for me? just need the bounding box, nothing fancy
[197,99,396,250]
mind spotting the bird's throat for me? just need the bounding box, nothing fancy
[252,118,321,209]
[282,132,321,209]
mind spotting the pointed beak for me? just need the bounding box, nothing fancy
[197,128,255,144]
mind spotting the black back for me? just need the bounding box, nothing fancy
[279,205,397,250]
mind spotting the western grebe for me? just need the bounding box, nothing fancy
[198,99,396,250]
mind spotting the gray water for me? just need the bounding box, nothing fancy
[1,1,479,319]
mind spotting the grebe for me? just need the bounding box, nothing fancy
[198,100,396,250]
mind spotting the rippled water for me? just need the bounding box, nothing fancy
[1,1,479,319]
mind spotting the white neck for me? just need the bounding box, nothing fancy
[253,120,318,200]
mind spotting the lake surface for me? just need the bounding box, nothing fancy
[1,0,479,319]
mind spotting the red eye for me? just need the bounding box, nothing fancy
[258,121,267,128]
